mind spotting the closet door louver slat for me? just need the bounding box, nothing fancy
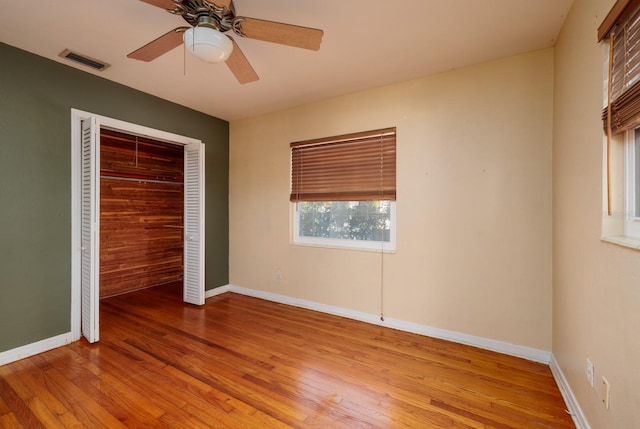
[81,118,100,343]
[183,142,205,305]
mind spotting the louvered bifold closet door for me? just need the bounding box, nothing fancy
[81,118,100,343]
[183,142,205,305]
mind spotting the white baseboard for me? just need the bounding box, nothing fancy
[550,354,590,429]
[382,317,551,364]
[205,284,231,299]
[227,284,551,364]
[0,332,75,366]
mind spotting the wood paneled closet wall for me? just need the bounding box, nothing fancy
[99,129,184,298]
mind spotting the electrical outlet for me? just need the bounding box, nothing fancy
[602,377,610,409]
[275,269,282,280]
[586,358,594,387]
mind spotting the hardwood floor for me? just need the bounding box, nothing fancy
[0,283,574,428]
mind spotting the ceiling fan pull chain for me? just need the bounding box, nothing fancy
[129,0,322,83]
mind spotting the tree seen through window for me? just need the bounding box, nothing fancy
[298,201,391,242]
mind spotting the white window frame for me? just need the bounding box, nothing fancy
[292,201,397,252]
[600,35,640,250]
[624,128,640,239]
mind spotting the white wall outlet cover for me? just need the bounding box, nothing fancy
[586,358,594,387]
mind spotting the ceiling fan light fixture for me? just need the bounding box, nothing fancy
[183,26,233,63]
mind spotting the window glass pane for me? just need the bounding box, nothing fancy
[298,201,391,242]
[635,129,640,217]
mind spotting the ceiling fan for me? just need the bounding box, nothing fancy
[127,0,324,84]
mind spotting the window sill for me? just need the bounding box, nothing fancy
[601,235,640,251]
[292,240,397,254]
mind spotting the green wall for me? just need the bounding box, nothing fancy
[0,42,229,353]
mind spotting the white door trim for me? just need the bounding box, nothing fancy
[70,109,205,340]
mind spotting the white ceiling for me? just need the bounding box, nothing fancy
[0,0,574,121]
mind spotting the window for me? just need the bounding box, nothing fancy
[624,128,640,238]
[290,128,396,251]
[294,201,396,251]
[600,0,640,245]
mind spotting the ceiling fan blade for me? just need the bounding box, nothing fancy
[139,0,175,10]
[127,28,187,62]
[226,38,259,84]
[235,17,323,51]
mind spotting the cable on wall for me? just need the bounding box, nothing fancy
[379,132,385,322]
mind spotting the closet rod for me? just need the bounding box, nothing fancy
[100,175,183,185]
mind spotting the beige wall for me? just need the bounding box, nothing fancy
[230,49,554,351]
[554,0,640,427]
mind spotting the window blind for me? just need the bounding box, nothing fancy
[290,127,396,202]
[600,0,640,134]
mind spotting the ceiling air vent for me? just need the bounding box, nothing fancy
[59,49,110,71]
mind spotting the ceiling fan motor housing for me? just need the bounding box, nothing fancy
[171,0,236,32]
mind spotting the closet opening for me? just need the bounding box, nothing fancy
[71,109,205,344]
